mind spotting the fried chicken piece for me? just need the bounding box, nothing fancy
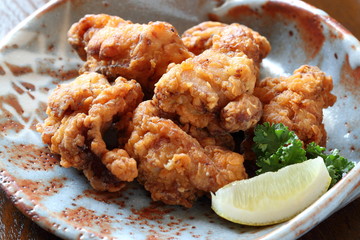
[181,123,235,150]
[181,21,227,55]
[82,149,129,192]
[125,101,247,207]
[182,21,271,70]
[68,14,131,60]
[37,72,143,191]
[154,48,262,133]
[220,93,263,132]
[254,65,337,146]
[68,14,193,97]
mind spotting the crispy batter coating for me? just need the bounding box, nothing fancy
[182,21,271,70]
[220,93,263,132]
[181,123,235,150]
[154,48,262,133]
[125,101,247,207]
[254,65,337,146]
[37,72,143,191]
[68,14,193,96]
[181,21,227,55]
[68,14,131,61]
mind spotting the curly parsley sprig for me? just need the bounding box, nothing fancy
[306,142,355,187]
[253,122,355,187]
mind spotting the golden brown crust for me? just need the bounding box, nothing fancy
[125,101,247,207]
[254,65,337,146]
[37,72,143,191]
[182,21,271,71]
[181,123,235,150]
[68,15,193,97]
[220,93,263,132]
[181,21,227,55]
[154,48,261,133]
[68,14,131,60]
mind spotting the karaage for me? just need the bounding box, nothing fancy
[181,21,227,55]
[37,72,143,191]
[68,14,131,61]
[68,14,193,97]
[254,65,337,146]
[154,48,262,133]
[125,101,247,207]
[182,21,271,72]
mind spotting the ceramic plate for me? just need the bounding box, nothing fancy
[0,0,359,239]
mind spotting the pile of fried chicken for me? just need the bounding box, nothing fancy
[37,14,336,208]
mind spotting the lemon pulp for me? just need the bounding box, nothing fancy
[211,157,331,226]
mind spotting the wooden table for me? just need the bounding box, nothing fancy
[0,0,359,239]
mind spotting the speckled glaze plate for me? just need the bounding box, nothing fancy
[0,0,359,239]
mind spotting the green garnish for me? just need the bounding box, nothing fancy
[306,142,355,187]
[253,122,307,175]
[253,122,355,187]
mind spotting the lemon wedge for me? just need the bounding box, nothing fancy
[211,157,331,226]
